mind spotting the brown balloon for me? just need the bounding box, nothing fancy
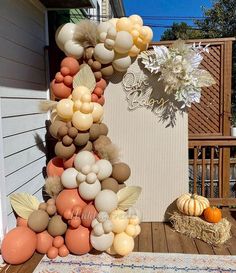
[94,71,102,81]
[68,127,78,138]
[112,162,131,183]
[80,141,93,152]
[99,123,108,136]
[49,121,66,139]
[91,61,102,71]
[101,178,119,193]
[89,124,100,141]
[38,202,47,211]
[57,126,68,138]
[101,65,114,77]
[62,135,73,146]
[55,142,76,159]
[47,215,67,237]
[74,132,90,146]
[28,210,49,233]
[84,47,94,60]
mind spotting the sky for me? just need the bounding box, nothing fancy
[123,0,212,41]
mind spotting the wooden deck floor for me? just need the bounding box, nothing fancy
[1,210,236,273]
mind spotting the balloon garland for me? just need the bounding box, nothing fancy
[1,15,152,265]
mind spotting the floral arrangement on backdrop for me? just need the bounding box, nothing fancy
[0,14,216,266]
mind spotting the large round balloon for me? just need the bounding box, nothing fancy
[81,204,98,228]
[74,151,96,171]
[113,232,134,256]
[65,225,91,254]
[56,189,87,215]
[95,190,118,213]
[1,227,37,265]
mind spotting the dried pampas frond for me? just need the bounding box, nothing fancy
[45,176,64,198]
[74,20,97,48]
[39,100,57,112]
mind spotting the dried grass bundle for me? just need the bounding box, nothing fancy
[39,100,57,112]
[73,20,97,48]
[170,212,231,246]
[45,176,64,198]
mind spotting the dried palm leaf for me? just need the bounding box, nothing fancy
[73,64,96,92]
[117,186,142,210]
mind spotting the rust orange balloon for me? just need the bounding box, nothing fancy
[1,227,37,265]
[81,204,98,228]
[56,189,87,216]
[60,57,80,76]
[65,225,91,255]
[51,79,72,99]
[63,154,76,169]
[36,231,53,254]
[46,157,65,177]
[203,207,222,223]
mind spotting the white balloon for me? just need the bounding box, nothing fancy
[74,151,96,171]
[112,54,131,72]
[81,165,91,175]
[90,231,114,251]
[79,180,101,200]
[93,223,104,236]
[94,43,115,64]
[61,168,78,188]
[96,160,112,180]
[86,172,97,184]
[91,218,99,229]
[95,190,118,213]
[114,31,133,54]
[76,172,86,184]
[103,220,113,233]
[91,164,99,174]
[64,40,84,59]
[97,21,113,35]
[55,23,75,51]
[97,211,109,223]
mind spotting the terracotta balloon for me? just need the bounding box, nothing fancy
[81,204,98,228]
[46,157,65,177]
[1,227,37,265]
[56,189,87,215]
[59,245,69,257]
[96,78,107,90]
[51,80,72,99]
[65,225,91,255]
[16,217,28,227]
[63,154,76,169]
[47,246,58,259]
[36,231,53,254]
[61,57,80,75]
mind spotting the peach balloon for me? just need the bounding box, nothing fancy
[1,227,37,265]
[46,157,64,177]
[36,231,53,254]
[61,57,80,76]
[17,217,28,227]
[53,236,64,248]
[129,15,143,26]
[59,245,69,257]
[116,17,132,32]
[56,189,87,216]
[81,204,98,228]
[63,154,76,169]
[65,225,91,255]
[139,26,153,43]
[47,246,58,259]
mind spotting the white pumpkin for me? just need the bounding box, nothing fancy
[176,193,210,216]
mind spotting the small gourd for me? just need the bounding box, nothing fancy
[203,206,222,223]
[176,193,209,216]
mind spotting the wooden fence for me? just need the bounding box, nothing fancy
[153,38,236,206]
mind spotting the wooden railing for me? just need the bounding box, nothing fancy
[189,136,236,206]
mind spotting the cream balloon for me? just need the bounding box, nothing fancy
[73,100,82,111]
[135,225,141,237]
[129,15,143,26]
[114,31,133,54]
[81,93,92,103]
[112,54,131,72]
[72,86,90,101]
[94,43,115,64]
[113,232,134,256]
[125,224,136,237]
[61,168,78,189]
[130,30,140,40]
[116,17,133,32]
[80,102,93,114]
[108,18,118,28]
[96,160,112,180]
[97,22,113,36]
[95,190,118,213]
[110,210,129,233]
[72,111,93,131]
[139,26,153,43]
[55,23,75,51]
[134,37,148,51]
[79,180,101,200]
[90,231,114,251]
[128,45,140,57]
[106,27,117,40]
[56,99,74,120]
[64,40,84,59]
[74,151,96,171]
[92,103,104,123]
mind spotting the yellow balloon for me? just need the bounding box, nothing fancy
[128,45,140,57]
[113,232,134,256]
[129,15,143,26]
[131,30,139,40]
[81,93,91,103]
[116,17,132,32]
[110,209,129,233]
[74,100,82,111]
[132,24,141,32]
[80,102,93,114]
[72,86,90,101]
[129,215,141,225]
[72,111,93,131]
[92,103,104,123]
[140,26,153,43]
[135,225,141,237]
[56,99,74,120]
[125,224,136,237]
[134,37,148,51]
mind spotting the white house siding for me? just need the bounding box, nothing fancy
[0,0,48,232]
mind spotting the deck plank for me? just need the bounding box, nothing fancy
[213,245,231,255]
[164,223,183,253]
[179,234,199,254]
[133,235,139,252]
[194,238,214,255]
[17,253,43,273]
[139,223,153,252]
[152,222,168,253]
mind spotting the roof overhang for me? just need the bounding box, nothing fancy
[39,0,96,9]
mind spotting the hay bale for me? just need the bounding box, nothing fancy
[170,212,231,246]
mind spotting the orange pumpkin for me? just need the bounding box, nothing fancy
[203,207,222,223]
